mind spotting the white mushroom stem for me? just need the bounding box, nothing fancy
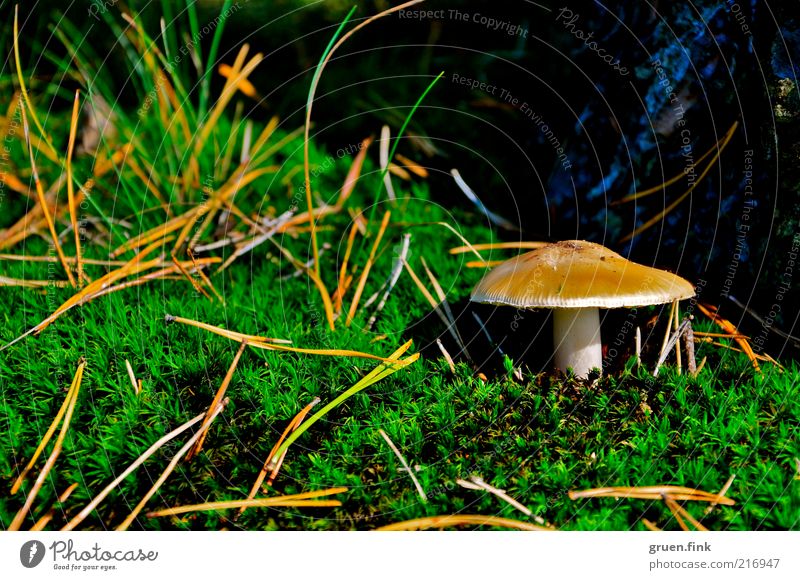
[553,308,603,378]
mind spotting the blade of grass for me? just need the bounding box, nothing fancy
[13,5,58,161]
[239,397,321,519]
[197,0,235,121]
[267,340,419,467]
[303,6,358,276]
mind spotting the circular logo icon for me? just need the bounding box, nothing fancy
[20,540,46,568]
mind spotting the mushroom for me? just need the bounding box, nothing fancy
[470,240,695,378]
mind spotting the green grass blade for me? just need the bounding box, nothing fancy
[197,0,234,122]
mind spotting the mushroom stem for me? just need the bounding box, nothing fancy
[553,308,603,378]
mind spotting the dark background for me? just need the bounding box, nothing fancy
[5,0,799,362]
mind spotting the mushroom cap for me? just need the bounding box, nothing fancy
[470,240,695,309]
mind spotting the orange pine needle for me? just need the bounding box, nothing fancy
[449,241,548,254]
[240,397,321,517]
[568,485,735,505]
[338,136,374,207]
[346,211,391,326]
[148,487,348,518]
[66,90,85,286]
[697,303,761,372]
[20,106,76,287]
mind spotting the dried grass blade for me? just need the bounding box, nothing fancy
[568,485,735,505]
[239,397,321,518]
[148,487,348,518]
[31,483,79,531]
[620,122,738,243]
[186,341,247,460]
[338,136,374,207]
[125,359,140,395]
[451,169,518,231]
[335,221,360,313]
[66,90,85,286]
[346,211,391,326]
[10,360,85,530]
[449,241,548,254]
[379,429,426,502]
[267,341,419,466]
[395,153,428,178]
[697,303,761,372]
[165,314,290,344]
[664,495,708,531]
[20,106,75,287]
[365,233,410,329]
[379,125,397,200]
[116,399,230,530]
[62,413,205,531]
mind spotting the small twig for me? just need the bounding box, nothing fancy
[704,475,736,515]
[379,125,396,200]
[436,339,456,373]
[379,429,427,502]
[654,319,691,377]
[635,326,642,368]
[664,494,707,531]
[124,359,140,395]
[684,319,696,375]
[186,341,247,460]
[674,305,682,374]
[365,233,410,330]
[457,475,533,518]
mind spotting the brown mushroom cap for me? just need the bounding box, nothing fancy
[470,240,695,309]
